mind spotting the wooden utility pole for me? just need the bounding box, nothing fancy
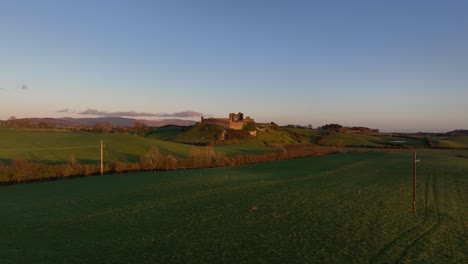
[413,152,417,214]
[100,140,104,175]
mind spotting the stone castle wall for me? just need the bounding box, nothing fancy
[229,122,244,130]
[201,112,254,130]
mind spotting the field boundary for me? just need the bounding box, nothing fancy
[0,145,339,185]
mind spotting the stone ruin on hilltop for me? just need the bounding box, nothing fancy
[200,112,255,130]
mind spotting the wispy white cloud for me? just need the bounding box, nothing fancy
[56,109,69,113]
[157,111,204,118]
[0,85,31,91]
[77,109,203,118]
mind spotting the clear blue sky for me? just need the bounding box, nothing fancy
[1,0,467,132]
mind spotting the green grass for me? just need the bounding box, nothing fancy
[0,129,282,165]
[432,136,468,148]
[173,123,309,146]
[146,125,186,140]
[282,127,324,143]
[214,144,276,155]
[0,129,194,164]
[378,135,428,147]
[321,132,428,147]
[321,132,381,147]
[238,126,303,145]
[0,150,466,263]
[173,124,224,144]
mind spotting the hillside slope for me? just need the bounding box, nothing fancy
[172,123,320,146]
[0,129,194,164]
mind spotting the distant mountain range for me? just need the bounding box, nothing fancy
[1,117,197,127]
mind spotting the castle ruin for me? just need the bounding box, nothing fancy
[200,112,254,130]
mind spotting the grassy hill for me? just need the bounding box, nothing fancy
[146,125,187,141]
[146,124,439,150]
[0,150,465,263]
[250,124,306,145]
[282,127,325,143]
[172,124,225,144]
[0,129,195,164]
[431,136,468,148]
[172,123,320,146]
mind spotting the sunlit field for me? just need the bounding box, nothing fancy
[1,150,466,263]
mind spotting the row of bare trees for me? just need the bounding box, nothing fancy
[0,119,149,136]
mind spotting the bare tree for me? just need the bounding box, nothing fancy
[93,122,112,134]
[134,122,149,136]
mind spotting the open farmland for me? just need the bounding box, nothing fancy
[319,132,428,148]
[0,150,466,263]
[0,129,276,165]
[0,129,193,164]
[431,136,468,148]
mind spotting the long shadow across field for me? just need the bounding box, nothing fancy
[371,173,442,263]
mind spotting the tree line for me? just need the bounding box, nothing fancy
[0,118,150,136]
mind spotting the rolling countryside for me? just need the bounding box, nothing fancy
[2,1,468,263]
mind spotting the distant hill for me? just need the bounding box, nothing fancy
[59,117,137,127]
[139,119,196,127]
[0,117,196,128]
[446,129,468,136]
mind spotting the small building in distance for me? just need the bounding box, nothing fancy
[200,112,254,130]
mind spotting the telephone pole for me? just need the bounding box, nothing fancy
[100,140,104,175]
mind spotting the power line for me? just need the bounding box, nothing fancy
[0,146,99,152]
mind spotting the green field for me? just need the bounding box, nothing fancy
[172,124,224,144]
[0,129,277,165]
[146,125,187,141]
[283,127,324,143]
[0,150,466,263]
[432,136,468,148]
[0,129,194,164]
[214,144,276,155]
[320,132,428,148]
